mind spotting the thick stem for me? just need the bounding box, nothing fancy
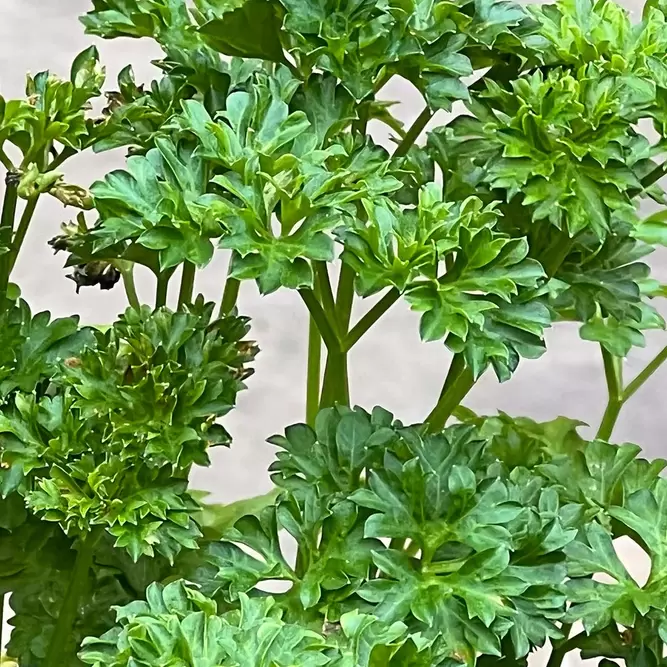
[299,289,340,352]
[596,347,623,441]
[177,261,196,309]
[546,627,579,667]
[394,106,433,158]
[0,173,19,304]
[623,343,667,402]
[439,352,465,398]
[319,349,349,409]
[118,262,141,311]
[219,276,241,317]
[45,530,100,666]
[425,358,475,433]
[597,400,622,441]
[542,232,574,279]
[155,272,170,309]
[7,196,39,273]
[344,288,400,351]
[319,263,355,409]
[306,314,322,426]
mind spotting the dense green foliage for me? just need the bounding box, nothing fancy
[2,0,667,665]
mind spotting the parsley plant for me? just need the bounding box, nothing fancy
[2,0,667,665]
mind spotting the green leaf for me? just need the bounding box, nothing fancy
[538,439,642,510]
[580,317,647,357]
[564,522,645,632]
[195,488,281,540]
[634,210,667,245]
[610,478,667,586]
[291,75,355,145]
[198,0,287,63]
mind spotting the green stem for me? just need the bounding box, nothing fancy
[45,530,100,667]
[335,263,355,331]
[219,276,241,317]
[319,349,349,409]
[306,313,322,426]
[319,263,355,409]
[0,149,13,172]
[0,173,19,303]
[315,262,339,336]
[7,196,39,273]
[155,272,170,309]
[623,343,667,402]
[542,232,574,278]
[425,358,475,433]
[439,353,465,398]
[372,70,393,95]
[394,106,433,158]
[46,146,76,172]
[344,287,400,351]
[177,261,196,309]
[299,289,340,352]
[546,627,579,667]
[596,346,623,441]
[306,271,324,425]
[640,162,667,190]
[118,262,141,311]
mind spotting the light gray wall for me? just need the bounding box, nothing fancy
[1,2,663,665]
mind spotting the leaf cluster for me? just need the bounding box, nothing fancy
[81,407,667,666]
[0,299,257,562]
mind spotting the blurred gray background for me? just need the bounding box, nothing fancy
[1,2,663,665]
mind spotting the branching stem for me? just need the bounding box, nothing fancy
[546,627,580,667]
[344,288,400,351]
[623,344,667,402]
[595,342,667,440]
[597,346,623,441]
[299,289,340,352]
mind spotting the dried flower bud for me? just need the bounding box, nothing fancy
[67,262,121,293]
[49,212,89,253]
[103,91,124,116]
[50,183,94,210]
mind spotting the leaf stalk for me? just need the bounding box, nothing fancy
[425,355,476,432]
[344,288,400,351]
[394,106,433,158]
[45,529,101,667]
[118,261,141,311]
